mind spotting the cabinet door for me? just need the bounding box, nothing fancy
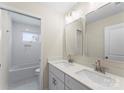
[49,64,64,82]
[49,72,64,90]
[65,75,91,90]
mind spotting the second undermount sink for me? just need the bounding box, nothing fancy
[76,69,116,87]
[55,61,74,68]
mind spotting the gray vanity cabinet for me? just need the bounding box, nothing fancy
[49,72,64,90]
[48,64,91,90]
[49,64,64,90]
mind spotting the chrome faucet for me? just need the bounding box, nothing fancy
[67,54,73,63]
[95,59,105,74]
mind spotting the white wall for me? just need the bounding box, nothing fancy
[1,2,64,89]
[0,9,11,89]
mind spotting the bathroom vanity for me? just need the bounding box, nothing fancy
[48,60,124,90]
[48,62,90,90]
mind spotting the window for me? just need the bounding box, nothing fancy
[22,32,38,42]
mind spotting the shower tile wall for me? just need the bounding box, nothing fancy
[11,21,41,68]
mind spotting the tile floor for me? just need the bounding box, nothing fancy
[9,76,40,90]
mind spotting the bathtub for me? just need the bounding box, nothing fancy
[8,63,40,88]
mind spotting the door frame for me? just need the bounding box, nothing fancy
[0,3,43,89]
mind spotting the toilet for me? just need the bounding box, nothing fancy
[34,68,40,75]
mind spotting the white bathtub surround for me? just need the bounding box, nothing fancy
[8,65,40,84]
[8,64,40,90]
[48,60,124,90]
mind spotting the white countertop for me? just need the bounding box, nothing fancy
[48,60,124,90]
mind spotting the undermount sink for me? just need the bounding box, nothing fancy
[76,69,116,87]
[55,62,74,68]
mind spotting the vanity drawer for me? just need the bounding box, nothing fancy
[49,64,64,82]
[65,74,91,90]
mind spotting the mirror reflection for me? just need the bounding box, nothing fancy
[86,2,124,61]
[65,18,83,56]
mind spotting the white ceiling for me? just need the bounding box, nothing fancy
[8,2,77,26]
[39,2,77,14]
